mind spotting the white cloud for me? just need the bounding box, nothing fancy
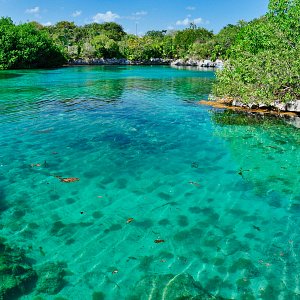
[186,6,196,11]
[176,17,203,26]
[125,10,148,21]
[133,10,147,16]
[93,11,120,23]
[193,18,203,24]
[25,6,40,14]
[176,18,189,26]
[72,10,82,17]
[42,22,52,26]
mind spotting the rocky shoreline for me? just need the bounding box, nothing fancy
[199,98,300,128]
[68,58,224,68]
[68,59,299,127]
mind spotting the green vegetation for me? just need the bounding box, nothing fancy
[1,0,298,108]
[213,0,300,104]
[0,17,66,69]
[189,21,246,60]
[0,14,249,70]
[0,18,233,69]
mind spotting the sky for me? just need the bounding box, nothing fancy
[0,0,269,34]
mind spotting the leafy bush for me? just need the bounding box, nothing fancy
[213,0,300,104]
[189,22,246,60]
[173,27,213,58]
[119,35,165,60]
[92,34,120,58]
[0,18,66,69]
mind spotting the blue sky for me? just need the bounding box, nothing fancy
[0,0,269,34]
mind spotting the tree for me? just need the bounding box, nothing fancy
[91,34,120,58]
[213,0,300,104]
[97,22,126,41]
[189,21,246,60]
[174,27,213,57]
[268,0,300,46]
[0,17,13,26]
[0,19,66,69]
[145,30,167,39]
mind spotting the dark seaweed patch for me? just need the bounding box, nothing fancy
[65,198,75,204]
[28,222,39,230]
[157,192,171,201]
[177,215,189,227]
[92,211,103,219]
[133,219,153,228]
[116,178,128,189]
[13,209,26,218]
[50,194,60,201]
[158,218,170,226]
[50,221,66,236]
[92,291,106,300]
[188,206,202,214]
[104,224,122,234]
[229,258,257,273]
[65,238,75,245]
[138,256,154,271]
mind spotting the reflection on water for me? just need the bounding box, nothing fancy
[211,110,300,196]
[0,72,24,80]
[0,66,214,117]
[0,66,299,299]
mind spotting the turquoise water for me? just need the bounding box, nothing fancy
[0,66,300,299]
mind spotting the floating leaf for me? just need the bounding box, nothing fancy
[60,177,80,183]
[154,239,165,244]
[30,163,41,167]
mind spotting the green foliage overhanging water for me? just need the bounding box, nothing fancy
[1,0,299,105]
[213,0,300,104]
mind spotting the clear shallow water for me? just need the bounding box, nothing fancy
[0,66,300,299]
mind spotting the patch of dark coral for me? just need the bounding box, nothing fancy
[36,262,68,295]
[0,237,69,298]
[0,237,37,300]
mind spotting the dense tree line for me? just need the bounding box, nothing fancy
[213,0,300,104]
[0,17,244,69]
[0,17,66,69]
[39,21,220,61]
[1,0,298,107]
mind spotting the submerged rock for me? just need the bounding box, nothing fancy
[171,59,220,68]
[286,100,300,112]
[286,115,300,128]
[36,262,67,295]
[129,273,226,300]
[0,238,37,299]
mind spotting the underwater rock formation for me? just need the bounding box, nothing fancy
[36,262,67,295]
[0,238,37,299]
[129,273,227,300]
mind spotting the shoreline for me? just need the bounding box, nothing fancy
[68,58,224,68]
[199,98,300,128]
